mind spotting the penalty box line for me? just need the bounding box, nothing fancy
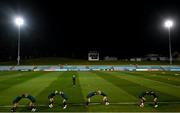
[1,101,180,108]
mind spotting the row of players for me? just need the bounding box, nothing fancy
[11,75,76,112]
[11,90,158,112]
[72,74,158,108]
[11,90,109,112]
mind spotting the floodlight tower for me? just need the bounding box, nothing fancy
[14,17,24,65]
[164,20,173,65]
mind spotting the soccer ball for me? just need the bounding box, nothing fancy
[105,102,109,105]
[31,108,36,112]
[49,104,53,108]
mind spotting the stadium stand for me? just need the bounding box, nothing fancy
[88,66,112,71]
[0,65,180,71]
[136,66,163,71]
[62,66,88,71]
[161,66,180,71]
[33,66,51,71]
[11,66,35,71]
[76,66,89,71]
[48,66,61,71]
[0,66,12,71]
[113,65,136,71]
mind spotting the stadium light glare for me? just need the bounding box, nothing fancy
[14,16,24,65]
[165,20,173,28]
[164,19,174,65]
[15,17,24,26]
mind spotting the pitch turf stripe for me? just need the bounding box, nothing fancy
[0,72,47,92]
[0,72,26,82]
[35,71,88,112]
[98,71,179,101]
[133,71,180,78]
[78,71,109,112]
[0,71,39,80]
[78,72,137,102]
[0,72,60,104]
[90,71,138,101]
[75,72,89,112]
[96,71,172,98]
[150,71,180,78]
[36,72,86,103]
[123,71,180,86]
[62,72,88,111]
[94,71,150,99]
[75,72,89,103]
[121,71,180,89]
[115,71,180,99]
[1,101,180,107]
[0,71,21,77]
[114,71,180,99]
[35,72,64,104]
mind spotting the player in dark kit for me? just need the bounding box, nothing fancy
[139,91,149,107]
[48,90,59,108]
[86,90,109,106]
[139,91,158,108]
[11,96,22,112]
[72,75,76,87]
[149,91,158,108]
[59,91,68,109]
[11,94,36,112]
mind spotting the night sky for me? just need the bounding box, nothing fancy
[1,0,180,60]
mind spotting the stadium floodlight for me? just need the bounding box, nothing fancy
[164,19,173,65]
[15,17,24,26]
[14,16,24,65]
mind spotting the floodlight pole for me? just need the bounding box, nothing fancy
[17,25,21,65]
[15,17,23,65]
[168,27,172,65]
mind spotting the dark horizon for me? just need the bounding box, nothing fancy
[1,0,180,60]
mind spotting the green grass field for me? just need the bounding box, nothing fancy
[0,71,180,112]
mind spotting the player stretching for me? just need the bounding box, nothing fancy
[86,90,109,106]
[48,90,59,108]
[59,91,68,109]
[11,94,36,112]
[139,91,158,108]
[149,91,158,108]
[139,91,149,107]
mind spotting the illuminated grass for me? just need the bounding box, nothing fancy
[0,71,180,112]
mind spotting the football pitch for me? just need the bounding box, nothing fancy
[0,71,180,112]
